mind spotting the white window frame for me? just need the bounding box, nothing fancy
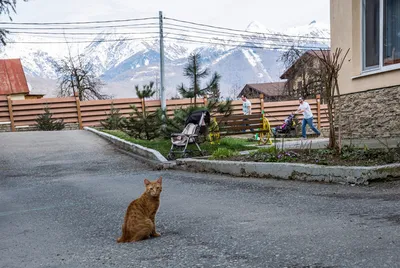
[361,0,400,74]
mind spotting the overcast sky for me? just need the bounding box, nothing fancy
[9,0,330,31]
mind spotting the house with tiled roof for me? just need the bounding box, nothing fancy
[0,59,44,100]
[237,82,288,101]
[280,49,330,101]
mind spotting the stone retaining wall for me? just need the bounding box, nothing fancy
[337,86,400,139]
[0,123,80,132]
[0,123,11,132]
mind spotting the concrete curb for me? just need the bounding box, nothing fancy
[84,127,175,169]
[175,158,400,185]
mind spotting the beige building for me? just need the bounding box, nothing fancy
[331,0,400,138]
[280,50,329,102]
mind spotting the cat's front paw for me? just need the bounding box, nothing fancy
[152,232,161,237]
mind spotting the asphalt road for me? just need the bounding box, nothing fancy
[1,130,400,268]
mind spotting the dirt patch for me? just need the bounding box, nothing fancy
[220,146,400,167]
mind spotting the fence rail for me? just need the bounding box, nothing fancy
[1,93,329,132]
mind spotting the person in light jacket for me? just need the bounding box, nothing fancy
[295,97,321,139]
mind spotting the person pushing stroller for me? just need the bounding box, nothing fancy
[295,97,321,139]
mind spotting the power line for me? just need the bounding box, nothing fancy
[164,32,325,48]
[1,23,159,30]
[8,28,327,46]
[164,17,330,40]
[0,17,158,25]
[164,36,327,50]
[7,37,159,44]
[8,31,159,36]
[164,27,328,46]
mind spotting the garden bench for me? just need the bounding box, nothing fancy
[209,113,272,145]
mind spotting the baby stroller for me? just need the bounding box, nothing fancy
[167,110,210,160]
[272,113,299,137]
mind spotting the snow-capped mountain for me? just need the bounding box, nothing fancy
[0,21,330,98]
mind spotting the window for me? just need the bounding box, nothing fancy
[363,0,400,71]
[383,0,400,66]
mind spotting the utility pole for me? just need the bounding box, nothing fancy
[155,73,160,99]
[159,11,166,112]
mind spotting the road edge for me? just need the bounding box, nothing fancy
[175,158,400,185]
[84,127,175,169]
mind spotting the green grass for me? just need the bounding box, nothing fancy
[102,130,258,157]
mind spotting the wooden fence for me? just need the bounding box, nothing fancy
[0,93,328,131]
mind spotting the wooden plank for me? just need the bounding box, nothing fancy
[11,102,78,111]
[12,97,75,105]
[75,94,83,130]
[7,96,15,132]
[14,117,78,126]
[215,113,262,120]
[80,98,142,106]
[12,107,78,116]
[14,112,78,122]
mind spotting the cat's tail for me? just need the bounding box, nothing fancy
[117,223,127,243]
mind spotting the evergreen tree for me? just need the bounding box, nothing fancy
[35,106,65,131]
[177,53,221,106]
[100,103,124,130]
[123,82,161,140]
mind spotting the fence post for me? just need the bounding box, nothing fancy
[259,94,264,113]
[74,93,83,130]
[316,94,321,129]
[7,96,15,132]
[203,96,208,107]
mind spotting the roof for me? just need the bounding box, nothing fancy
[239,82,286,97]
[280,49,330,79]
[0,59,30,95]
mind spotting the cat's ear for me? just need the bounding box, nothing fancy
[144,179,151,185]
[157,176,162,184]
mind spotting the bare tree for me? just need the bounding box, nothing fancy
[55,52,108,101]
[313,48,350,151]
[0,0,28,45]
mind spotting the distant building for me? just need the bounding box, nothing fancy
[237,82,288,101]
[0,59,44,100]
[280,50,330,101]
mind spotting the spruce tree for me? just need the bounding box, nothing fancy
[100,103,124,130]
[177,53,221,106]
[35,106,65,131]
[123,82,161,140]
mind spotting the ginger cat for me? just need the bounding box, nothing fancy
[117,177,162,243]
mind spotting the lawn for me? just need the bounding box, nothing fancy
[102,130,258,158]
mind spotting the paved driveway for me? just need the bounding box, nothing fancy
[1,130,400,268]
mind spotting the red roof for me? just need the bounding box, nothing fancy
[0,59,30,95]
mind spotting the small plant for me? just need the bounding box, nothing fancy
[122,82,162,140]
[100,103,124,130]
[35,106,65,131]
[124,105,161,140]
[210,148,238,160]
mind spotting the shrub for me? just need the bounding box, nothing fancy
[100,104,124,130]
[35,106,65,131]
[123,105,162,140]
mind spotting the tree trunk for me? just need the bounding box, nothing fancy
[335,80,342,151]
[327,98,336,149]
